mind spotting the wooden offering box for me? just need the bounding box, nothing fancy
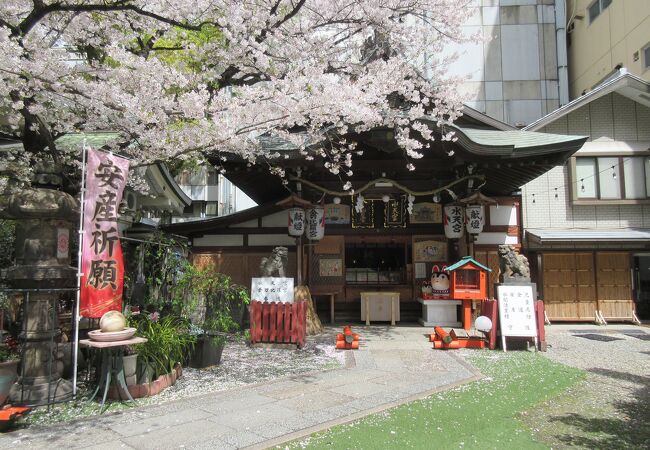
[447,256,491,300]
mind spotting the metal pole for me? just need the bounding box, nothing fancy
[20,291,28,404]
[72,140,88,398]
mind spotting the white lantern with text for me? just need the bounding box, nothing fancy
[287,207,305,237]
[443,205,465,239]
[306,206,325,241]
[465,205,485,235]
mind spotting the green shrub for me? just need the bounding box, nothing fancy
[172,264,249,340]
[132,315,195,379]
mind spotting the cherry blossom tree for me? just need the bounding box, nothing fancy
[0,0,474,191]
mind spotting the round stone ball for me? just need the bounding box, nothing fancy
[475,315,493,333]
[100,310,126,332]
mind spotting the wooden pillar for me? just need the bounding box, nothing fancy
[296,236,302,285]
[462,300,472,331]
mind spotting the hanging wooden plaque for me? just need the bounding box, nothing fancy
[352,200,374,228]
[384,195,406,228]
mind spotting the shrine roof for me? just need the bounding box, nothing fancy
[446,256,492,272]
[448,125,587,157]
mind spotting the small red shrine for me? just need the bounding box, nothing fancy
[447,256,490,300]
[446,256,491,329]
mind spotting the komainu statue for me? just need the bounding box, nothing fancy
[497,244,530,282]
[259,246,288,277]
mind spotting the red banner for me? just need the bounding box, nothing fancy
[80,149,129,318]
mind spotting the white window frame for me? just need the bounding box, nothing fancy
[570,154,650,205]
[588,0,613,24]
[643,43,650,72]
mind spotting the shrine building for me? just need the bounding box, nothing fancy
[165,108,587,323]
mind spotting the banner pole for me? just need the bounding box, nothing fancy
[72,140,88,398]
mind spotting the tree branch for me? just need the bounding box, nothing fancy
[15,1,215,37]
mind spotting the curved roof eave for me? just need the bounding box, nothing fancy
[412,118,588,159]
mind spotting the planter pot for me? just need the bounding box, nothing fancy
[109,363,182,400]
[123,354,138,386]
[137,363,154,385]
[0,360,19,406]
[189,336,224,369]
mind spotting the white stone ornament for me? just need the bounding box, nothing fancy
[99,310,126,332]
[475,315,493,333]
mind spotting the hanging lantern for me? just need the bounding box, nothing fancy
[465,205,485,235]
[306,206,325,241]
[287,207,305,237]
[443,205,465,239]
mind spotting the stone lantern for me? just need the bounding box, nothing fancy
[0,162,77,405]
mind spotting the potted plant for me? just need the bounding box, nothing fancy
[187,324,224,369]
[0,335,20,406]
[132,313,195,381]
[173,265,249,368]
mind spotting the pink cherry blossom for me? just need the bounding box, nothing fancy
[0,1,474,190]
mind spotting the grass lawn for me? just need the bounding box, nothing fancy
[290,351,585,449]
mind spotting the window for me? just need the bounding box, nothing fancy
[589,0,612,23]
[574,156,650,201]
[644,44,650,70]
[205,201,218,216]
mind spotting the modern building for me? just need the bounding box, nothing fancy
[434,0,570,127]
[175,167,257,222]
[521,70,650,323]
[565,0,650,98]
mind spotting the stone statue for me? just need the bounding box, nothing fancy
[260,246,288,277]
[498,244,530,282]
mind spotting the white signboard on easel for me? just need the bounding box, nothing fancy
[251,277,294,303]
[497,284,537,351]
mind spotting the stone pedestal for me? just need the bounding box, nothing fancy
[417,298,461,327]
[1,171,78,405]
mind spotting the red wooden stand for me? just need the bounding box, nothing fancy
[430,327,487,350]
[0,406,30,431]
[335,326,360,350]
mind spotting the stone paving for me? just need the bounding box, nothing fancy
[0,325,481,450]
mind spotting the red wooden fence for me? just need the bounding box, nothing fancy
[249,301,306,348]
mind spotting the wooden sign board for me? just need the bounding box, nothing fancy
[410,202,442,224]
[413,239,448,262]
[352,200,374,228]
[325,203,351,225]
[319,258,342,277]
[384,196,406,228]
[251,277,294,303]
[497,284,537,351]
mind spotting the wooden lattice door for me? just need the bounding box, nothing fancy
[542,252,596,321]
[595,252,634,321]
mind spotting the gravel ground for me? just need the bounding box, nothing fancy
[23,328,345,427]
[523,324,650,449]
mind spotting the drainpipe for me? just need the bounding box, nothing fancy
[556,0,570,105]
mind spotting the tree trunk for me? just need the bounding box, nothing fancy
[294,285,323,335]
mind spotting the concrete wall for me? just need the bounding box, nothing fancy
[567,0,650,98]
[522,93,650,229]
[434,0,562,127]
